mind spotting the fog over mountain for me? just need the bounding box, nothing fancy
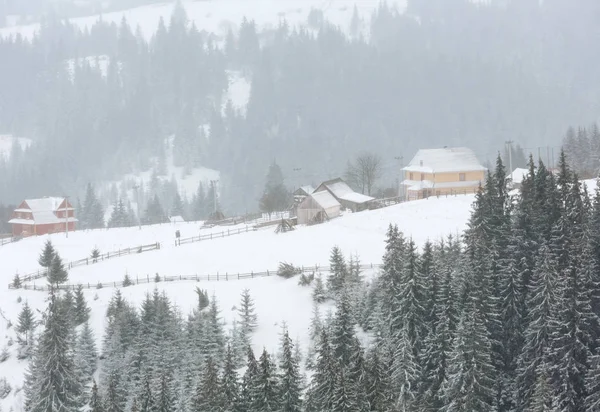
[1,0,599,213]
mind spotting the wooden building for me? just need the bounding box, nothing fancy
[401,147,486,200]
[8,197,77,237]
[314,178,374,212]
[297,191,341,225]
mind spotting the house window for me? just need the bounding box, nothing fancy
[459,173,466,181]
[409,173,413,180]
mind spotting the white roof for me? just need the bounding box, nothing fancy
[510,168,529,185]
[300,185,315,195]
[169,216,185,223]
[339,192,374,204]
[9,216,77,225]
[403,147,486,174]
[321,180,354,198]
[24,197,67,212]
[310,191,341,210]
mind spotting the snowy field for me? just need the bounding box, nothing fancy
[0,0,407,41]
[0,135,32,160]
[0,193,473,411]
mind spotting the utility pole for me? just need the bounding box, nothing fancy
[64,195,70,238]
[133,184,141,230]
[394,156,404,200]
[505,140,513,182]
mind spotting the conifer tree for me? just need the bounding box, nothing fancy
[104,369,125,412]
[327,246,348,295]
[156,370,175,412]
[204,296,225,364]
[74,321,97,381]
[194,357,224,411]
[139,375,155,412]
[48,254,68,287]
[331,290,356,366]
[529,356,553,412]
[90,380,104,412]
[222,344,241,412]
[442,298,496,412]
[16,301,35,346]
[278,329,302,412]
[306,330,336,411]
[585,351,600,412]
[391,324,420,411]
[238,288,257,348]
[240,347,259,411]
[253,349,280,412]
[39,239,56,269]
[74,284,90,325]
[24,291,82,412]
[366,347,392,412]
[312,275,327,303]
[347,341,369,412]
[331,369,356,412]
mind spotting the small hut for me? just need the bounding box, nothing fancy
[297,191,341,225]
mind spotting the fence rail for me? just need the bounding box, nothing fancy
[177,226,256,246]
[10,263,384,291]
[17,242,161,283]
[0,236,19,247]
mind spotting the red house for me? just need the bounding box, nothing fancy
[8,197,77,237]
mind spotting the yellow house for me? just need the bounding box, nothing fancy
[401,147,486,200]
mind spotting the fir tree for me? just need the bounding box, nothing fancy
[312,275,327,303]
[12,273,21,288]
[327,246,348,295]
[104,369,125,412]
[366,347,392,412]
[25,291,82,412]
[278,329,302,412]
[391,324,420,411]
[74,321,97,381]
[331,290,356,366]
[306,330,336,411]
[156,370,175,412]
[74,284,90,325]
[16,301,35,346]
[240,347,259,411]
[195,357,224,411]
[222,345,241,412]
[238,288,258,348]
[48,254,68,287]
[331,370,355,412]
[139,375,155,412]
[38,240,56,269]
[253,349,280,412]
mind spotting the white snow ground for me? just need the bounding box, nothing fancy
[0,0,406,41]
[0,193,473,411]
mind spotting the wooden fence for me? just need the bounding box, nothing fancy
[17,242,161,283]
[10,263,384,291]
[176,226,256,246]
[0,236,18,247]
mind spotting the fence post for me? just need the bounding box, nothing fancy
[113,282,116,287]
[238,273,240,279]
[217,272,219,281]
[267,270,269,276]
[136,276,138,284]
[180,275,182,281]
[226,273,228,281]
[147,274,149,283]
[251,271,254,278]
[211,233,213,240]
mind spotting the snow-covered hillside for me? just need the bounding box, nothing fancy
[0,135,32,160]
[0,193,472,411]
[0,0,406,41]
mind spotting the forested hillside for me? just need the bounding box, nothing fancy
[1,0,599,213]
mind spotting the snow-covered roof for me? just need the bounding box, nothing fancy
[339,192,374,204]
[169,216,185,223]
[310,191,341,210]
[403,147,487,174]
[11,197,77,225]
[294,186,315,196]
[509,168,529,185]
[316,178,373,204]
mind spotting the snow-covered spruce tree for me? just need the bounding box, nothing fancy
[74,283,90,325]
[585,349,600,412]
[203,295,226,364]
[74,321,97,382]
[16,300,35,347]
[240,347,259,411]
[331,290,356,366]
[138,374,156,412]
[82,183,105,229]
[89,380,104,412]
[238,288,257,348]
[528,354,554,412]
[442,297,496,411]
[156,370,175,412]
[311,275,327,303]
[306,302,322,369]
[252,349,280,411]
[305,330,337,412]
[194,357,224,411]
[391,323,421,411]
[48,253,68,287]
[38,239,56,269]
[24,291,82,412]
[379,224,405,321]
[278,329,303,412]
[104,368,126,412]
[222,344,241,412]
[331,369,356,412]
[365,346,392,412]
[347,340,369,412]
[327,246,348,296]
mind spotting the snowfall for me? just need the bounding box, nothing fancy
[0,193,474,411]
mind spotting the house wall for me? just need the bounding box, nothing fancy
[406,170,485,183]
[35,222,76,236]
[407,185,480,201]
[297,196,340,224]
